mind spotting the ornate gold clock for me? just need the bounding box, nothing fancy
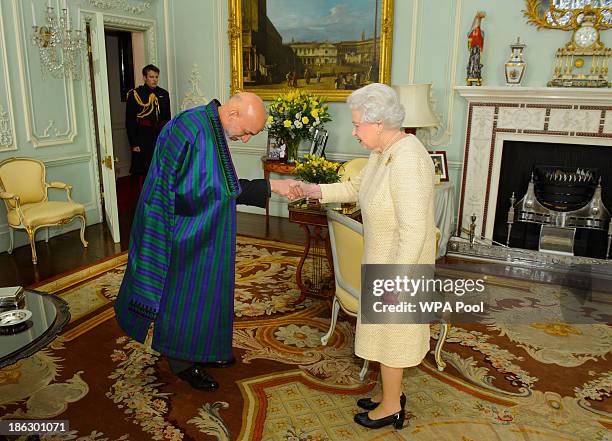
[524,1,611,87]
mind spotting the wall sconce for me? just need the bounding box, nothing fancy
[31,0,86,80]
[392,83,439,135]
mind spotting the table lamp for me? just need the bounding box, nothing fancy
[392,83,439,135]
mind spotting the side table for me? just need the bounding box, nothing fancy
[434,181,456,257]
[287,201,335,304]
[261,156,296,227]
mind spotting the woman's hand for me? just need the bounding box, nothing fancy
[270,179,323,201]
[290,181,322,200]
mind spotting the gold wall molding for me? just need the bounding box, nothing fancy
[524,0,612,31]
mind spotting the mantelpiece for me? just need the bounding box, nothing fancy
[454,86,612,241]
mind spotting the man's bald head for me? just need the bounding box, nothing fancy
[231,92,266,125]
[219,92,267,143]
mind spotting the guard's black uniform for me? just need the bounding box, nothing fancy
[125,85,171,176]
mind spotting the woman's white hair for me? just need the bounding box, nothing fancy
[347,83,405,129]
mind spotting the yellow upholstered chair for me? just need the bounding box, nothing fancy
[323,209,450,381]
[339,157,368,182]
[322,209,369,381]
[0,157,88,264]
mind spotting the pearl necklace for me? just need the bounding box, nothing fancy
[378,132,405,166]
[380,131,404,152]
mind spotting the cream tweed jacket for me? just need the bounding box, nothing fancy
[320,135,436,367]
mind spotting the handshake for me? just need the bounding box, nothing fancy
[270,179,323,201]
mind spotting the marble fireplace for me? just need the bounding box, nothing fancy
[451,86,612,263]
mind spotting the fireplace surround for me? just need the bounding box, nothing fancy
[451,86,612,263]
[455,88,611,231]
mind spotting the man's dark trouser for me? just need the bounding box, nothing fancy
[167,358,193,374]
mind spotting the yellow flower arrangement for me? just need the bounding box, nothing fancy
[266,90,332,162]
[293,154,341,184]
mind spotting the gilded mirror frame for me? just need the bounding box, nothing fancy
[228,0,394,102]
[524,0,612,30]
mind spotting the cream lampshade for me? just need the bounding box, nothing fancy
[392,83,439,130]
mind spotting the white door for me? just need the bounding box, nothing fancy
[89,12,120,242]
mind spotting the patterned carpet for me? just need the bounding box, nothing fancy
[1,236,610,440]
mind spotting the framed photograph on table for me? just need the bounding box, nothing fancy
[266,135,285,160]
[309,129,329,157]
[228,0,395,102]
[429,151,449,182]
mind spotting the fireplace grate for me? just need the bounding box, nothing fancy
[534,166,598,212]
[506,170,611,259]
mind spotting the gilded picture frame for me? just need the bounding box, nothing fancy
[523,0,612,30]
[228,0,395,102]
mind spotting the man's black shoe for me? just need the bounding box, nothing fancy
[200,357,236,368]
[177,364,219,390]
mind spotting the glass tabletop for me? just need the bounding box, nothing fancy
[0,289,70,369]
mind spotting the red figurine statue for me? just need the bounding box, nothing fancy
[467,11,486,86]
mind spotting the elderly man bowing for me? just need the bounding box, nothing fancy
[115,92,298,390]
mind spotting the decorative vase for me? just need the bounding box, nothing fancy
[505,37,526,86]
[285,138,300,164]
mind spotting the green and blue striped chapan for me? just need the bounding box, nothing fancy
[115,100,241,363]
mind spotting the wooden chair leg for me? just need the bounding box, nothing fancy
[7,227,14,254]
[27,228,38,264]
[78,215,88,248]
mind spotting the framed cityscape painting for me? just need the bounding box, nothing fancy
[228,0,395,101]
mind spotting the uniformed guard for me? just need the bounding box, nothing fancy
[125,64,171,180]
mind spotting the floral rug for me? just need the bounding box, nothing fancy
[0,236,610,441]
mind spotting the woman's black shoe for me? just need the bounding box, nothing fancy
[357,393,406,411]
[354,409,405,429]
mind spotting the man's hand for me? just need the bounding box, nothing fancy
[290,181,322,200]
[270,179,323,201]
[132,146,141,152]
[270,179,301,200]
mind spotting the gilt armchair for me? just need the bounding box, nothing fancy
[339,157,368,182]
[0,157,88,264]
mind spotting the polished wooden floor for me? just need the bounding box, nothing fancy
[0,212,304,287]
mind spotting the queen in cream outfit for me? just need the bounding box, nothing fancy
[293,83,436,430]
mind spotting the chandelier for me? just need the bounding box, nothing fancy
[31,1,86,80]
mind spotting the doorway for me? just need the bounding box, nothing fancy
[104,30,144,220]
[86,16,146,243]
